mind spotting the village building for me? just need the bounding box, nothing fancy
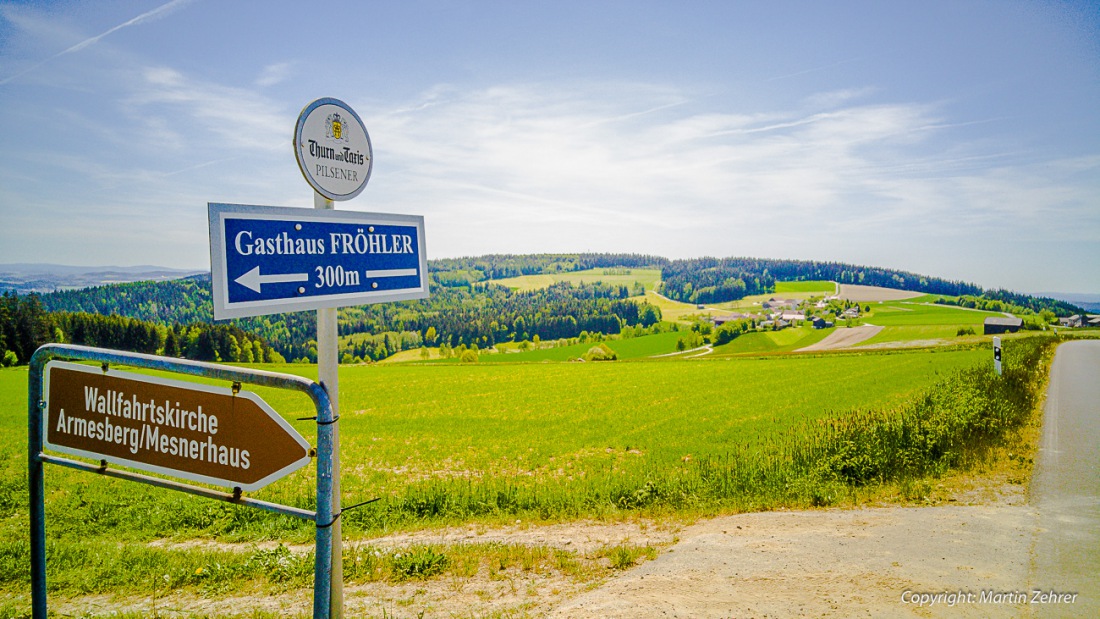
[712,313,756,327]
[762,298,801,311]
[1058,315,1084,328]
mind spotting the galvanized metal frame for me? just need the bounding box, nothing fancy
[28,343,336,619]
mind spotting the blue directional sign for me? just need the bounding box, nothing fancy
[209,203,429,319]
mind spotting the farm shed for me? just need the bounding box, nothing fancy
[984,316,1023,335]
[712,313,752,327]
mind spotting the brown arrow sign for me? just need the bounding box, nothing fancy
[43,361,311,492]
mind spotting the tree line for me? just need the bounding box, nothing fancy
[0,292,283,366]
[430,253,668,285]
[660,257,985,304]
[935,290,1084,318]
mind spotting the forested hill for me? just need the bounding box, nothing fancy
[659,257,984,305]
[430,253,990,304]
[36,270,664,363]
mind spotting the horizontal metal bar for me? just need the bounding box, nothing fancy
[39,453,316,521]
[30,343,326,402]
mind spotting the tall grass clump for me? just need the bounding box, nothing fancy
[777,335,1055,489]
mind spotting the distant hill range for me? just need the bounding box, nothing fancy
[1036,293,1100,313]
[0,263,206,294]
[3,254,1090,364]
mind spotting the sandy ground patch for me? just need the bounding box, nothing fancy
[839,284,925,302]
[797,325,884,351]
[550,502,1039,618]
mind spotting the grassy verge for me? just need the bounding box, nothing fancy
[1,537,657,618]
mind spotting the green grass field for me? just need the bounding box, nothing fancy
[483,331,683,362]
[0,333,1060,614]
[865,302,1004,326]
[775,280,836,294]
[491,267,662,292]
[643,291,725,322]
[1,346,985,543]
[709,324,833,355]
[854,302,1009,347]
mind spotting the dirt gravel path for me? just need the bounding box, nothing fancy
[550,502,1041,618]
[796,325,883,352]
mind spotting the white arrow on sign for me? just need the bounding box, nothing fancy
[235,266,309,293]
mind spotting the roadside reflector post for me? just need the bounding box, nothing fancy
[993,336,1002,375]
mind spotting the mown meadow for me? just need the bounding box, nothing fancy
[491,267,662,293]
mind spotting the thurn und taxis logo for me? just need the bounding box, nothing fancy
[326,113,349,143]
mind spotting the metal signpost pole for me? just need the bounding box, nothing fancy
[315,191,343,618]
[29,359,46,619]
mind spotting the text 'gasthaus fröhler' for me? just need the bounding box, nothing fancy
[233,228,414,257]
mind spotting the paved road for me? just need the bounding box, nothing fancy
[1029,339,1100,617]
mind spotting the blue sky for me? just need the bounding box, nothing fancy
[1,0,1097,294]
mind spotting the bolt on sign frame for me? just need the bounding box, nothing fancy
[28,344,337,619]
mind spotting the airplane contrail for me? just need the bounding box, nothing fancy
[1,0,194,85]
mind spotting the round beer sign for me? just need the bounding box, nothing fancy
[294,98,372,201]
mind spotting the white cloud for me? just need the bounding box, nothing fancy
[125,66,289,153]
[352,82,1097,283]
[255,62,293,88]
